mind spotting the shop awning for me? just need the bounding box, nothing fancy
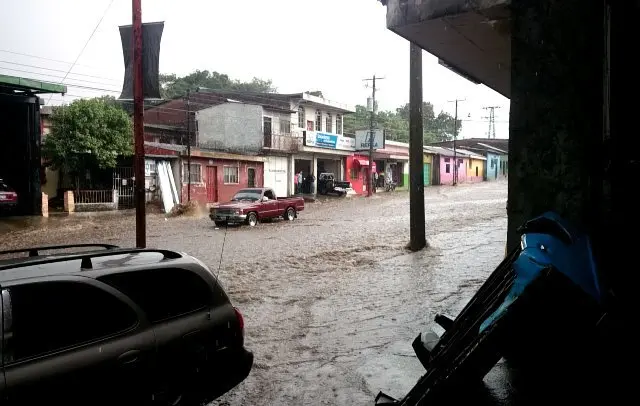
[354,158,376,172]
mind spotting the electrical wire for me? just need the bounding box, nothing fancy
[47,0,116,103]
[0,59,120,82]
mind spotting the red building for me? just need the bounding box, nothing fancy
[345,154,376,195]
[181,150,264,206]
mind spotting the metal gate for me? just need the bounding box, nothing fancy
[113,167,135,209]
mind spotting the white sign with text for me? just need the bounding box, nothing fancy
[355,129,385,151]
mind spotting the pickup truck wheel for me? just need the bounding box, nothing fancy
[247,212,258,227]
[285,207,296,221]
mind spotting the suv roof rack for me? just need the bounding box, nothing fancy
[0,244,120,258]
[0,247,183,272]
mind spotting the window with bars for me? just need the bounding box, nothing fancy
[326,113,333,133]
[350,168,358,180]
[298,106,305,128]
[182,163,202,183]
[336,114,343,135]
[224,166,239,184]
[280,118,291,134]
[315,110,322,131]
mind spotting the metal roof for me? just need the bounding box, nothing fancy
[0,74,67,95]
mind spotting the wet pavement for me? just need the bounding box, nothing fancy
[0,181,511,405]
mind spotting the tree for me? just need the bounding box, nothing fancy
[43,98,133,176]
[159,70,276,99]
[343,101,461,144]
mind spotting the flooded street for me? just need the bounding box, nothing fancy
[0,181,509,405]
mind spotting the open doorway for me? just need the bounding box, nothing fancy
[294,159,313,194]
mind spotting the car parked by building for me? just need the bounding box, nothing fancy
[0,244,252,406]
[209,187,305,227]
[0,178,18,212]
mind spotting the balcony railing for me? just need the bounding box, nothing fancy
[263,133,302,152]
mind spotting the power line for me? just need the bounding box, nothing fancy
[47,0,115,103]
[0,59,120,82]
[447,98,465,185]
[0,49,106,70]
[0,66,121,89]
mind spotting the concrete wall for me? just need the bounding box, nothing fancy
[197,103,263,154]
[439,156,468,185]
[467,158,485,182]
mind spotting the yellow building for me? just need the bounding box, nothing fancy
[466,157,485,182]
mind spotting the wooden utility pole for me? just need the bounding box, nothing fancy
[132,0,145,248]
[409,43,426,251]
[364,75,384,197]
[448,98,465,186]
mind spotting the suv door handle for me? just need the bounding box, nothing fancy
[118,350,140,365]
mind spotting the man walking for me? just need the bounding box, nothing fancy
[296,171,303,194]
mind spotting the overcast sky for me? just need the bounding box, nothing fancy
[0,0,510,139]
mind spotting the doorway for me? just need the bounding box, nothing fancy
[247,168,256,188]
[206,166,217,203]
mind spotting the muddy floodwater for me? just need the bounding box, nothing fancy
[0,181,511,405]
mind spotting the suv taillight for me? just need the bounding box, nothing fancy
[234,307,245,335]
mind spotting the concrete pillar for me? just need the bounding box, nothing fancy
[508,0,605,251]
[41,192,48,217]
[63,190,75,213]
[312,155,318,195]
[288,154,295,196]
[340,158,345,181]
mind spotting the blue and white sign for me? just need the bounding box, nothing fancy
[355,129,385,151]
[304,131,356,151]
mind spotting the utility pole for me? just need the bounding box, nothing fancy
[482,106,500,139]
[364,75,385,197]
[409,42,426,251]
[132,0,145,248]
[448,98,465,186]
[186,90,191,202]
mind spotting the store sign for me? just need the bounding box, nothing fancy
[304,131,355,151]
[355,129,385,151]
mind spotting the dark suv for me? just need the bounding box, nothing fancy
[0,244,253,406]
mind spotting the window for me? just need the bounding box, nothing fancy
[444,158,450,163]
[3,282,137,362]
[336,114,343,135]
[264,189,276,200]
[263,116,272,136]
[224,166,239,184]
[280,118,291,135]
[182,163,202,183]
[458,159,464,166]
[298,106,305,128]
[469,160,473,169]
[315,110,322,131]
[350,168,358,180]
[326,113,333,133]
[99,269,212,323]
[446,164,451,174]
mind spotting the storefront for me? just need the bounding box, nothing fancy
[346,155,376,195]
[293,131,353,194]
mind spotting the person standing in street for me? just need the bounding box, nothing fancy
[296,171,303,194]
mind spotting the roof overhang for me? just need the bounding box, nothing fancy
[383,0,511,98]
[0,74,67,95]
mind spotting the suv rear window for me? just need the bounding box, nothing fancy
[0,181,10,191]
[98,268,212,323]
[3,282,137,362]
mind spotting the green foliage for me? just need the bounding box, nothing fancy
[43,98,133,173]
[344,102,462,144]
[160,70,276,99]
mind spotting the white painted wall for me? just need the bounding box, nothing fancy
[264,156,289,198]
[295,105,344,135]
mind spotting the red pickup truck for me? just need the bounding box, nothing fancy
[209,188,305,227]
